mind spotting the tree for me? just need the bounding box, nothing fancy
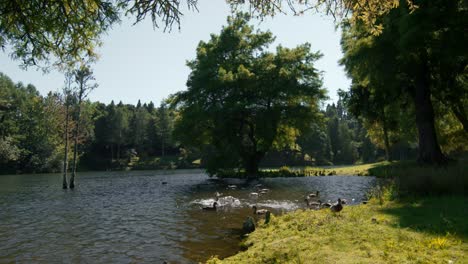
[130,101,150,156]
[69,65,97,189]
[156,102,173,157]
[297,122,332,165]
[173,13,325,177]
[0,73,64,173]
[61,75,74,189]
[340,1,467,164]
[1,0,415,69]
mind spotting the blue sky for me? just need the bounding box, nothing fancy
[0,1,350,105]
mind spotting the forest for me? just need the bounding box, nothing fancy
[0,70,391,174]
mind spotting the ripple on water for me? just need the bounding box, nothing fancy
[0,171,380,263]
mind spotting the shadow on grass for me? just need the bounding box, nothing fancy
[379,196,468,241]
[368,160,468,195]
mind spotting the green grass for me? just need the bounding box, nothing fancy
[215,162,389,178]
[208,160,468,263]
[302,162,389,176]
[128,155,200,170]
[208,196,467,264]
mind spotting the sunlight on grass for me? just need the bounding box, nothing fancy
[208,196,467,264]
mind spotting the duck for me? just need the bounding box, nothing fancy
[249,192,259,197]
[202,202,218,211]
[252,205,269,215]
[319,200,332,208]
[307,190,319,198]
[330,198,343,213]
[227,185,237,189]
[304,198,321,209]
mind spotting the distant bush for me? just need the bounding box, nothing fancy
[278,166,291,174]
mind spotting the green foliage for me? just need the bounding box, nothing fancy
[81,98,180,170]
[1,1,415,69]
[0,0,119,69]
[0,73,64,173]
[0,137,20,164]
[340,0,467,164]
[173,13,326,176]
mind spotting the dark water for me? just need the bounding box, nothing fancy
[0,170,380,263]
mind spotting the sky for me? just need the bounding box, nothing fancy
[0,1,350,106]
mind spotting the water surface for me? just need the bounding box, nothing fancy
[0,170,380,263]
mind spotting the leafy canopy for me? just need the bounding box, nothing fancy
[172,13,326,176]
[1,0,415,70]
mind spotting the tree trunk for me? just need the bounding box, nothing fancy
[70,81,84,189]
[381,109,391,161]
[62,103,69,189]
[245,152,264,178]
[161,137,165,157]
[117,143,120,161]
[110,144,114,164]
[70,113,80,189]
[413,55,447,165]
[70,106,81,189]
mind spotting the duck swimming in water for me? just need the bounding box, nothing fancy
[202,202,218,211]
[330,198,343,213]
[307,190,319,198]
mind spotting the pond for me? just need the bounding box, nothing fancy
[0,170,380,263]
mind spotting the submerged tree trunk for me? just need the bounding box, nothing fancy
[62,103,69,189]
[413,55,447,165]
[70,79,84,189]
[69,103,81,189]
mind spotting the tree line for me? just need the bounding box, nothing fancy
[0,70,411,177]
[0,72,178,174]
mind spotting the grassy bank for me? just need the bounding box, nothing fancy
[208,160,468,263]
[208,196,467,263]
[215,162,389,178]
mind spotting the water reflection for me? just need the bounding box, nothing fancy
[0,171,379,263]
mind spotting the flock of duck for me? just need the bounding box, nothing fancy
[201,184,346,214]
[304,191,347,212]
